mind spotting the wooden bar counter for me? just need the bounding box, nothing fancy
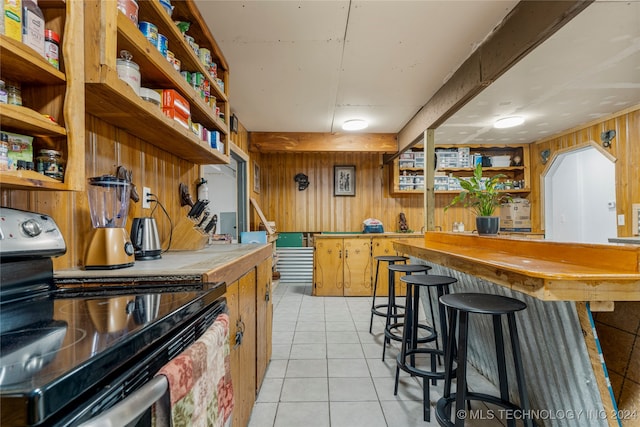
[394,232,640,427]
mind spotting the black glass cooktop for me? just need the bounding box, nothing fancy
[0,283,224,426]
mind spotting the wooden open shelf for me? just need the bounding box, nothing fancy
[115,13,228,135]
[83,0,231,165]
[0,170,68,191]
[0,3,84,192]
[0,35,66,84]
[85,65,228,164]
[0,104,67,137]
[435,188,531,195]
[136,0,227,103]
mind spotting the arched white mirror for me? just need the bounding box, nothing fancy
[542,143,617,243]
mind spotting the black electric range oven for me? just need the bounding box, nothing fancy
[0,208,226,426]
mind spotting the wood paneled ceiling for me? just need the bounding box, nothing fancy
[197,0,639,147]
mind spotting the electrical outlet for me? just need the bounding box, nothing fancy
[142,187,151,209]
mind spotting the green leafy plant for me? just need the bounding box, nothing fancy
[444,163,511,217]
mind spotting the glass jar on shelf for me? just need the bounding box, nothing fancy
[36,149,65,181]
[0,80,7,104]
[7,84,22,106]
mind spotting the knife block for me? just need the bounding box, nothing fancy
[170,216,210,251]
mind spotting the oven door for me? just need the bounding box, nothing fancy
[58,298,227,427]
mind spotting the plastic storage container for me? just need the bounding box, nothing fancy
[22,0,45,57]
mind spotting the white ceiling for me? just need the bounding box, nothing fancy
[197,0,640,144]
[436,0,640,145]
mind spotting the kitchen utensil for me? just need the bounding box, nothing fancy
[204,214,217,233]
[188,199,208,219]
[197,211,210,228]
[85,175,135,269]
[130,217,162,260]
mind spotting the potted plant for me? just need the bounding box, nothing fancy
[445,163,511,235]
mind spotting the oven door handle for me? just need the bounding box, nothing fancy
[77,375,169,427]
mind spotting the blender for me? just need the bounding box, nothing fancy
[84,175,135,269]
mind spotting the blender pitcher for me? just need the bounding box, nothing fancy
[84,175,135,269]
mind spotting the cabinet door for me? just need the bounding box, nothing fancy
[256,257,273,392]
[236,269,257,427]
[313,239,344,296]
[371,237,397,296]
[343,238,372,296]
[226,280,244,427]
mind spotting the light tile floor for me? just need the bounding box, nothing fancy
[248,282,507,427]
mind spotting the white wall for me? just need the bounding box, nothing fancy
[202,159,237,236]
[544,146,616,243]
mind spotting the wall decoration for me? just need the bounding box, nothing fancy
[253,161,260,193]
[294,173,309,191]
[334,165,355,196]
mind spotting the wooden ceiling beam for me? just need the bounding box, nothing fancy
[249,132,397,153]
[390,0,593,163]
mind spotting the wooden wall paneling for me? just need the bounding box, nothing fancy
[529,107,639,236]
[629,112,640,235]
[3,113,206,268]
[234,121,249,153]
[259,152,424,233]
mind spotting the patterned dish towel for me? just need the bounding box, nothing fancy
[153,313,234,427]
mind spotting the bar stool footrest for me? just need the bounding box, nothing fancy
[385,322,436,343]
[371,303,405,319]
[396,348,450,380]
[435,392,536,427]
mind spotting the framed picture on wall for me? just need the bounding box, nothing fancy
[334,165,355,196]
[253,161,260,193]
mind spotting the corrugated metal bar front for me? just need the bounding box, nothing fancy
[412,257,609,427]
[276,248,314,284]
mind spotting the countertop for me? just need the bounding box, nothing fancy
[393,232,640,302]
[314,232,423,238]
[608,237,640,244]
[55,243,272,286]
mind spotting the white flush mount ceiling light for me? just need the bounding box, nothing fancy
[342,119,368,131]
[494,116,525,129]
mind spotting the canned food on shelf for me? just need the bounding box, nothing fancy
[117,0,138,25]
[44,29,60,69]
[138,21,158,46]
[157,33,168,57]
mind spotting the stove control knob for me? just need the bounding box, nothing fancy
[22,219,42,237]
[124,241,134,256]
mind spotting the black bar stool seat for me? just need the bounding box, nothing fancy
[395,274,458,422]
[369,255,408,334]
[436,293,534,427]
[382,263,433,361]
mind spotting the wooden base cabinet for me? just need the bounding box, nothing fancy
[314,237,372,296]
[371,237,409,297]
[256,258,273,392]
[313,235,422,296]
[227,269,256,427]
[226,255,273,427]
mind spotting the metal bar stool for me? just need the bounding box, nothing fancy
[436,293,534,427]
[395,274,458,422]
[369,255,408,334]
[382,263,433,361]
